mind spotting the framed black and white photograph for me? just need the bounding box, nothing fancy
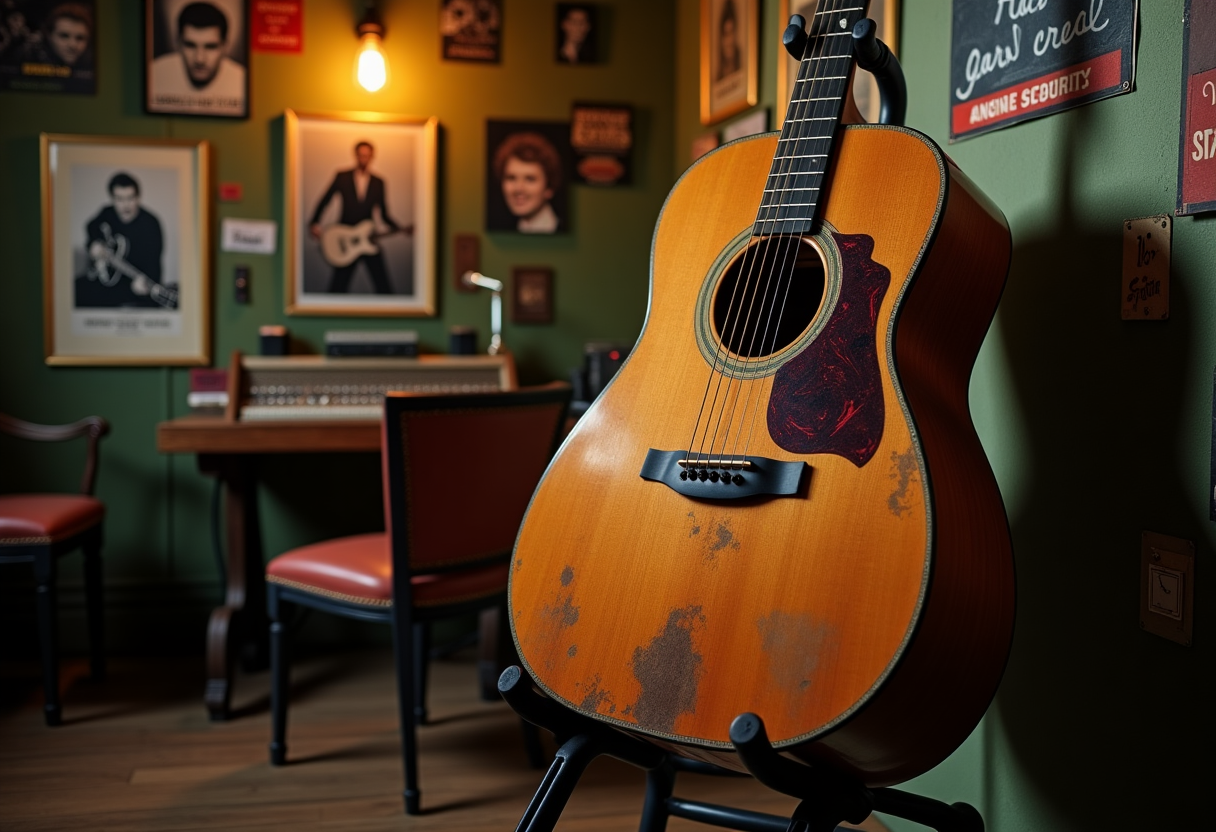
[485,120,571,234]
[776,0,899,127]
[440,0,501,63]
[285,110,438,317]
[0,0,97,94]
[145,0,248,118]
[40,134,212,365]
[556,3,595,64]
[701,0,757,125]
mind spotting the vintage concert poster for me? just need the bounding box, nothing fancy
[1178,0,1216,215]
[949,0,1138,141]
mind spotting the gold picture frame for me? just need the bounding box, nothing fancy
[284,110,438,317]
[40,133,212,366]
[776,0,901,127]
[701,0,759,125]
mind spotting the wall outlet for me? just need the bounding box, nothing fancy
[1140,531,1195,646]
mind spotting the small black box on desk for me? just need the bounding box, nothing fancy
[325,330,419,357]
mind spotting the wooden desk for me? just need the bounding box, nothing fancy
[157,416,381,720]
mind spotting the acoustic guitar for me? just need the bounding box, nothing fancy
[509,0,1015,787]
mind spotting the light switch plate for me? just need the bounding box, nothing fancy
[1121,216,1171,320]
[1140,531,1194,646]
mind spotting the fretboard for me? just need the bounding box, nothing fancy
[754,1,869,237]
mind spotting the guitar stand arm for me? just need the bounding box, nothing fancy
[850,18,906,127]
[499,667,667,832]
[730,713,984,832]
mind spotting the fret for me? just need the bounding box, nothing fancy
[757,0,868,237]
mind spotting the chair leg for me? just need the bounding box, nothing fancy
[393,609,422,815]
[268,591,291,766]
[32,550,61,727]
[82,529,106,681]
[412,622,430,726]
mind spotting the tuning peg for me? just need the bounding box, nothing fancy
[783,14,807,60]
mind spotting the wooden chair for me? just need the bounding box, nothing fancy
[0,413,109,726]
[266,384,571,814]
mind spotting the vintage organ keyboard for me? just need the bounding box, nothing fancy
[225,351,517,421]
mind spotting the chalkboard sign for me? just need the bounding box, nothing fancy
[1178,0,1216,215]
[950,0,1138,141]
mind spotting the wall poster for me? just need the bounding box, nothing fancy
[0,0,96,94]
[441,0,501,62]
[1178,0,1216,216]
[40,134,212,366]
[284,111,438,316]
[485,120,572,234]
[949,0,1138,142]
[145,0,249,118]
[701,0,758,125]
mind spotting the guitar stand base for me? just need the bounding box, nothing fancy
[499,667,985,832]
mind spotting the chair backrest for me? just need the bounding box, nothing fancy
[0,414,110,495]
[381,383,571,576]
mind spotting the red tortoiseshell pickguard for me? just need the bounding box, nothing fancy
[767,233,891,467]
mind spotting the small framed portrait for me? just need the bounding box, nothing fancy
[0,1,97,94]
[556,3,596,64]
[285,110,438,317]
[145,0,249,118]
[511,267,554,324]
[486,120,572,235]
[40,134,212,366]
[701,0,757,125]
[776,0,899,127]
[440,0,501,63]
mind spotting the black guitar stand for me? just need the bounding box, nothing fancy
[500,667,984,832]
[783,13,907,126]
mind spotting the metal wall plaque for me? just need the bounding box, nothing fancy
[1121,215,1170,320]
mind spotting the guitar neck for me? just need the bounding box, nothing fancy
[755,0,869,237]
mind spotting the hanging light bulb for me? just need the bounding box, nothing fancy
[355,6,387,92]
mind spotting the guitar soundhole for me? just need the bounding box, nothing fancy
[712,236,826,359]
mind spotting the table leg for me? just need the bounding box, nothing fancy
[199,453,267,720]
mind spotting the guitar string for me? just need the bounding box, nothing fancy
[732,0,864,467]
[687,0,838,474]
[685,0,856,476]
[717,0,851,470]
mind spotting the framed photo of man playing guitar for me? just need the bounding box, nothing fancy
[285,110,437,316]
[40,134,211,366]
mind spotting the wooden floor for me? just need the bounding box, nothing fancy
[0,650,890,831]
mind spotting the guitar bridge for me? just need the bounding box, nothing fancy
[640,449,807,500]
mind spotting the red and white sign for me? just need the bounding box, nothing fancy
[252,1,302,53]
[1178,0,1216,215]
[951,50,1124,138]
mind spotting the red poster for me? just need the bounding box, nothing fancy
[1179,0,1216,215]
[252,0,302,53]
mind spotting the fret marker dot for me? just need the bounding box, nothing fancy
[839,18,847,28]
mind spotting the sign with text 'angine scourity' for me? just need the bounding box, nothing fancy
[950,0,1138,141]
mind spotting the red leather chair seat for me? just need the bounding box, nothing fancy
[0,494,105,544]
[266,532,510,609]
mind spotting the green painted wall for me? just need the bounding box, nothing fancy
[1,0,676,647]
[675,0,1215,828]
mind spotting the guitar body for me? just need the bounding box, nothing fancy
[509,124,1015,786]
[321,220,379,267]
